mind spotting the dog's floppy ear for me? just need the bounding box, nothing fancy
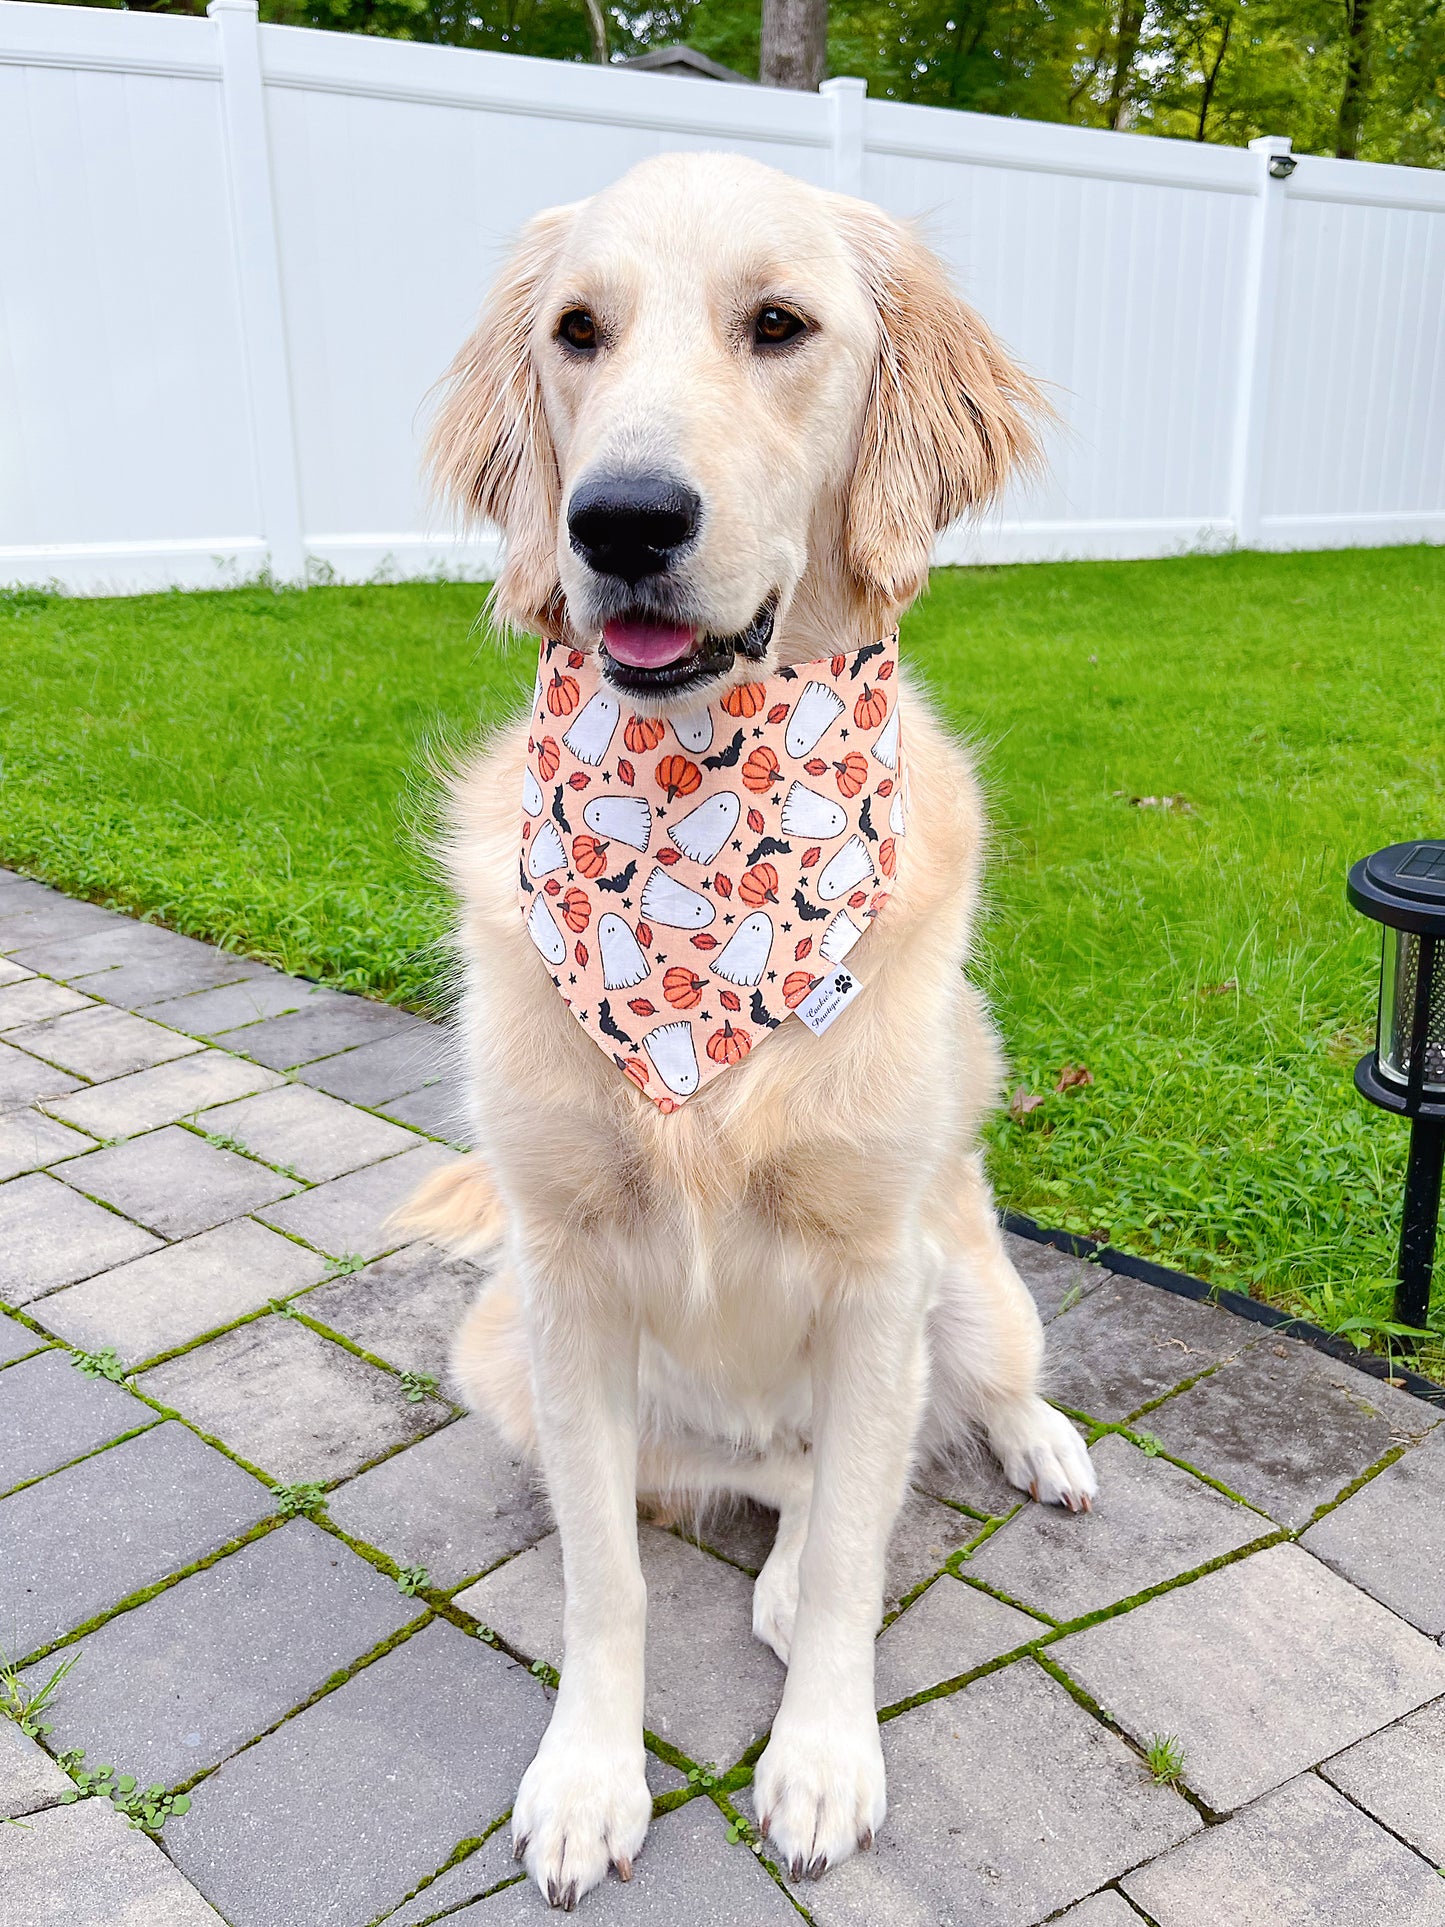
[427,203,581,636]
[838,204,1046,615]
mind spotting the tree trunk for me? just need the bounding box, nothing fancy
[760,0,827,90]
[579,0,608,63]
[1336,0,1373,158]
[1105,0,1145,128]
[1195,13,1232,140]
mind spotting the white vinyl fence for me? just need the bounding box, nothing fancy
[2,0,1443,594]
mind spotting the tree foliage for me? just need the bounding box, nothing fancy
[95,0,1445,165]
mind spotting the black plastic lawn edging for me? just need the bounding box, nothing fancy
[1002,1210,1445,1412]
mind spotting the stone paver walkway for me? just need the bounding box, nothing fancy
[1,867,1443,1926]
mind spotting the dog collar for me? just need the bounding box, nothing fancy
[518,635,907,1111]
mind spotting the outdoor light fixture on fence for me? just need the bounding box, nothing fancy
[1348,839,1445,1333]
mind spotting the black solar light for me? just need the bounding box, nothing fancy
[1348,839,1445,1333]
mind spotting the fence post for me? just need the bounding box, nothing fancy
[821,76,866,197]
[1228,134,1293,552]
[209,0,306,584]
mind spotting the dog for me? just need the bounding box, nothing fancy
[404,150,1097,1912]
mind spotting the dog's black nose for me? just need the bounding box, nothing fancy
[567,474,701,585]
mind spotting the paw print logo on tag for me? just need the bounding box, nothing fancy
[796,968,863,1036]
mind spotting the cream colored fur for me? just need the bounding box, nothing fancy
[409,152,1096,1912]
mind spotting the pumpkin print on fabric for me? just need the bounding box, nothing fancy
[518,635,906,1110]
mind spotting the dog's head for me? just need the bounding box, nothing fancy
[430,153,1042,702]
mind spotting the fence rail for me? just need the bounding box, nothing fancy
[2,0,1442,594]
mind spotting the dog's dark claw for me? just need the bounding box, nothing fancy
[615,1855,633,1883]
[514,1834,529,1863]
[562,1882,578,1912]
[858,1828,873,1851]
[807,1854,828,1880]
[547,1876,559,1907]
[759,1813,772,1840]
[790,1855,805,1881]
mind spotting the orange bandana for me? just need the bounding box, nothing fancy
[519,637,906,1110]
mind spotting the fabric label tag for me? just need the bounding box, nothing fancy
[794,967,863,1036]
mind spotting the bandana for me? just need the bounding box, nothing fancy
[518,636,907,1111]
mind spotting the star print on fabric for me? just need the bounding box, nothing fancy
[722,914,735,926]
[568,973,577,984]
[622,898,633,909]
[766,970,777,982]
[781,920,792,932]
[751,727,764,738]
[602,770,612,782]
[731,839,743,852]
[656,806,667,819]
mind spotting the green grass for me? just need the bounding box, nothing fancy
[2,548,1443,1368]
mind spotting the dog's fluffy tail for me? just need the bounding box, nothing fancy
[388,1154,506,1260]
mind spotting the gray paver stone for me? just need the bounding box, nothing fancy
[35,1216,331,1366]
[784,1658,1200,1927]
[42,1048,285,1140]
[0,1716,74,1821]
[965,1433,1267,1624]
[26,1519,419,1785]
[0,1107,96,1183]
[0,1797,229,1927]
[883,1491,987,1614]
[202,1080,419,1182]
[1321,1695,1445,1867]
[325,1413,549,1586]
[0,893,121,952]
[0,1038,81,1105]
[257,1140,453,1258]
[0,1311,46,1365]
[1146,1335,1438,1528]
[456,1525,787,1766]
[224,996,423,1070]
[4,1004,203,1079]
[1003,1232,1104,1323]
[921,1423,1085,1519]
[1057,1542,1445,1812]
[1121,1770,1445,1927]
[0,1348,154,1493]
[140,1314,441,1482]
[1043,1276,1257,1421]
[301,1241,486,1378]
[1052,1896,1145,1925]
[875,1574,1042,1708]
[0,959,31,986]
[378,1078,464,1140]
[0,1173,161,1303]
[1300,1426,1445,1636]
[55,1125,297,1240]
[379,1831,519,1925]
[165,1621,548,1927]
[0,979,94,1030]
[9,920,263,1003]
[296,1027,449,1105]
[473,1800,800,1924]
[139,972,341,1037]
[0,1421,272,1659]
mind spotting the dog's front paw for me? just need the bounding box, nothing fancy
[753,1704,885,1880]
[990,1395,1098,1512]
[512,1726,651,1911]
[752,1545,800,1665]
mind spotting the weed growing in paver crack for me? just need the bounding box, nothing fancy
[57,1751,191,1831]
[70,1347,126,1383]
[271,1481,327,1517]
[1145,1734,1186,1786]
[530,1658,559,1689]
[200,1131,250,1157]
[268,1298,302,1318]
[397,1566,429,1596]
[1133,1431,1164,1457]
[686,1763,718,1790]
[331,1254,367,1275]
[1,1647,77,1740]
[399,1371,438,1404]
[1057,1284,1084,1314]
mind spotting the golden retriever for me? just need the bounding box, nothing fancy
[404,150,1097,1912]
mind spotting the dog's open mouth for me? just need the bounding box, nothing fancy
[600,598,776,698]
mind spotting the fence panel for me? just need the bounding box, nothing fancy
[0,0,1441,593]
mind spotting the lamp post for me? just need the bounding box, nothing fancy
[1348,839,1445,1333]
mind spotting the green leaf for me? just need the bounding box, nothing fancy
[116,1774,135,1793]
[171,1794,191,1815]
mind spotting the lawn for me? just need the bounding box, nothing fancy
[3,547,1443,1365]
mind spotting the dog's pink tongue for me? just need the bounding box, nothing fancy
[603,618,698,669]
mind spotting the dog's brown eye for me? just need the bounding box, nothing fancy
[558,309,598,353]
[753,306,807,349]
